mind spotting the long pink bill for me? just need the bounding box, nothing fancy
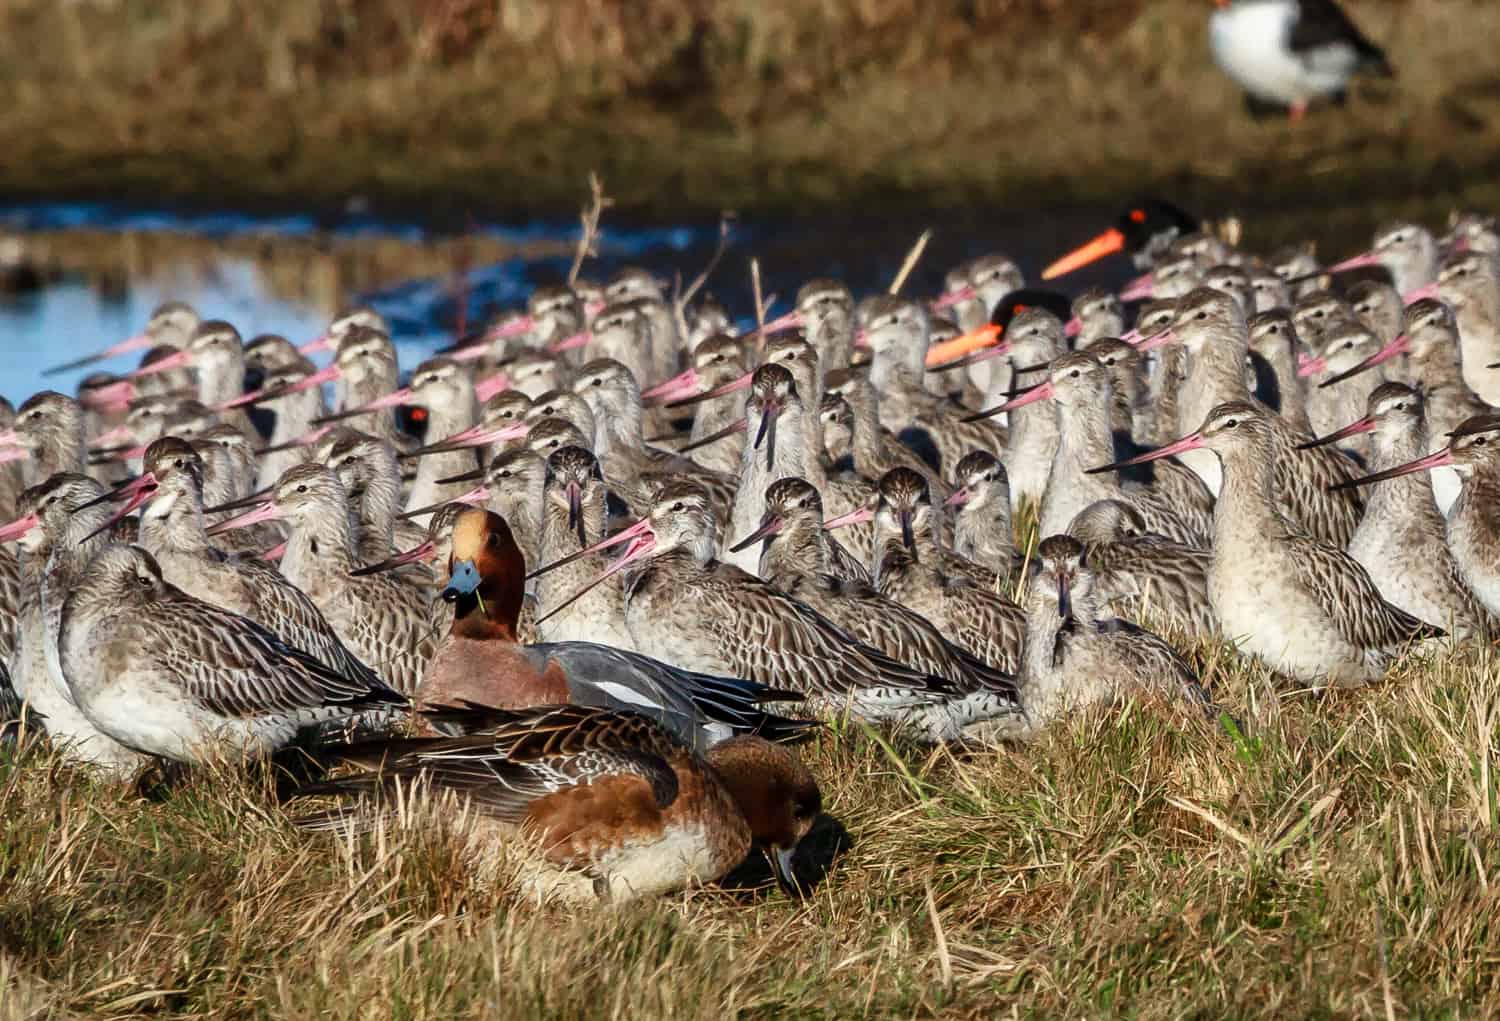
[126,348,193,379]
[257,424,334,456]
[262,542,287,562]
[728,513,784,554]
[1132,327,1177,354]
[0,446,28,466]
[1118,272,1155,303]
[641,368,702,403]
[42,333,154,377]
[1324,251,1382,275]
[79,380,136,409]
[45,334,153,377]
[747,310,802,340]
[547,331,592,355]
[297,334,333,355]
[402,485,490,521]
[404,421,527,459]
[963,379,1054,423]
[1297,354,1328,379]
[474,371,512,403]
[943,486,970,508]
[667,370,751,409]
[79,473,159,542]
[680,419,746,455]
[349,539,437,577]
[1403,283,1439,304]
[931,285,976,311]
[1086,431,1206,475]
[1319,334,1408,389]
[821,504,874,531]
[206,500,282,536]
[1333,447,1454,491]
[535,523,658,625]
[1064,316,1083,338]
[1297,416,1374,450]
[527,516,650,581]
[313,387,412,425]
[0,513,39,543]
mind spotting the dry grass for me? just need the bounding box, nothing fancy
[4,634,1500,1018]
[1,1,1498,217]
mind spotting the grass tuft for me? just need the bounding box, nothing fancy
[5,635,1500,1015]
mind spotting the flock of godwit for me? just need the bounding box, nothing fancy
[2,199,1497,903]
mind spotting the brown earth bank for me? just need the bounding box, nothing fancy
[1,0,1497,222]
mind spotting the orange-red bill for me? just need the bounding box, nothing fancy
[924,324,1003,368]
[1041,228,1126,281]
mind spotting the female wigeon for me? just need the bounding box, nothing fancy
[298,703,822,903]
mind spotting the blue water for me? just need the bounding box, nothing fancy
[0,200,1126,404]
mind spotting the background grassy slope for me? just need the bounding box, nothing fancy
[3,638,1500,1018]
[1,1,1499,218]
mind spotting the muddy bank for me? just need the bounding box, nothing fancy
[1,1,1497,220]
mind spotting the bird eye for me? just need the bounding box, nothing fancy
[137,572,152,587]
[1476,437,1488,446]
[1224,419,1238,429]
[500,470,511,478]
[1313,309,1325,318]
[1195,311,1207,320]
[1269,325,1280,334]
[296,484,308,493]
[343,456,355,465]
[671,502,684,511]
[591,378,602,387]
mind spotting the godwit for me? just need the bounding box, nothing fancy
[60,546,404,763]
[297,704,821,903]
[585,300,659,395]
[208,463,437,693]
[1335,414,1500,621]
[1436,250,1500,404]
[1247,309,1314,434]
[1066,500,1217,638]
[1096,403,1440,688]
[1202,264,1257,319]
[1069,288,1126,346]
[646,333,748,475]
[532,480,960,726]
[730,476,1025,742]
[239,358,330,489]
[1331,222,1437,298]
[735,475,868,586]
[411,508,810,748]
[955,306,1068,508]
[1209,0,1392,120]
[1291,289,1351,349]
[723,363,822,574]
[43,300,200,376]
[96,437,385,687]
[1081,337,1148,438]
[330,326,406,447]
[301,307,388,357]
[530,445,635,649]
[861,468,1025,672]
[1444,212,1500,258]
[321,430,428,568]
[1300,316,1388,455]
[1348,279,1405,346]
[978,352,1212,546]
[1271,244,1325,301]
[1,474,146,771]
[1321,298,1483,512]
[0,392,87,484]
[1249,266,1291,313]
[947,450,1017,582]
[1302,384,1492,636]
[1019,535,1210,730]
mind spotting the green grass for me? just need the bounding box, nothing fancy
[4,637,1500,1018]
[1,1,1499,219]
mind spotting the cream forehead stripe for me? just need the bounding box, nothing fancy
[452,509,490,559]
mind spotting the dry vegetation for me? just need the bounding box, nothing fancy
[3,631,1500,1018]
[1,1,1498,217]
